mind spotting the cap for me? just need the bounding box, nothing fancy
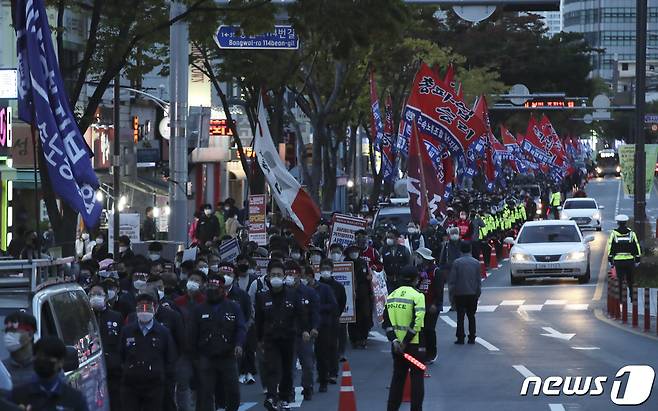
[615,214,629,223]
[415,247,434,261]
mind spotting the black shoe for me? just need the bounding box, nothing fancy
[303,388,313,400]
[454,340,464,345]
[328,377,337,384]
[319,384,328,393]
[264,398,277,411]
[467,339,476,344]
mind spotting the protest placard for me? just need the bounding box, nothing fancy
[329,214,367,248]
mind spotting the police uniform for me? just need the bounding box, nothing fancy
[382,275,426,411]
[95,308,123,411]
[188,297,246,411]
[119,320,176,411]
[607,219,641,302]
[550,191,561,219]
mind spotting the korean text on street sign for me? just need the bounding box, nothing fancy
[248,194,267,245]
[329,214,368,248]
[219,238,241,263]
[215,25,299,50]
[646,114,658,124]
[108,213,141,246]
[314,262,356,323]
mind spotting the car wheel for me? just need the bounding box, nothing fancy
[510,272,523,285]
[578,264,591,284]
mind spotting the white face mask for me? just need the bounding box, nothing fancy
[186,280,200,292]
[290,252,301,260]
[137,311,154,324]
[149,253,160,261]
[331,252,343,262]
[284,275,295,287]
[270,277,284,289]
[96,238,104,245]
[4,332,23,352]
[386,238,395,246]
[349,252,359,260]
[310,255,322,265]
[199,267,209,275]
[157,290,165,300]
[204,209,212,216]
[320,270,332,279]
[119,246,128,253]
[90,296,106,310]
[224,275,234,287]
[81,233,89,241]
[408,228,417,234]
[450,234,460,241]
[107,289,117,301]
[133,280,146,290]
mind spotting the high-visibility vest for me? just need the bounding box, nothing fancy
[550,192,561,206]
[607,229,641,261]
[384,286,426,344]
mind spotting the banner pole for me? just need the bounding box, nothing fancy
[29,124,41,254]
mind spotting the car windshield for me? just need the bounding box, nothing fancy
[564,200,597,209]
[376,212,412,233]
[517,225,581,243]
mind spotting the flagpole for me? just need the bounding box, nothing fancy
[29,125,41,253]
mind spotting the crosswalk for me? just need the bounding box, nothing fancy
[442,300,589,313]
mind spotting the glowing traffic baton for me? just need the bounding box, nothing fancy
[403,353,427,371]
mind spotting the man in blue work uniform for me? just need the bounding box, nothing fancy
[188,273,246,411]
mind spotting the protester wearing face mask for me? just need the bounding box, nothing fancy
[2,312,37,388]
[307,247,323,266]
[456,210,473,242]
[317,259,347,381]
[283,261,319,401]
[77,260,99,292]
[255,261,310,411]
[353,229,383,272]
[114,269,148,320]
[148,241,169,265]
[344,244,374,349]
[188,274,246,411]
[89,284,123,411]
[196,260,210,277]
[11,336,87,411]
[329,243,345,263]
[414,247,442,364]
[116,235,135,263]
[91,232,109,261]
[406,222,425,253]
[196,204,220,245]
[119,293,176,411]
[379,229,411,291]
[439,227,462,312]
[289,247,304,262]
[235,255,258,292]
[302,264,337,393]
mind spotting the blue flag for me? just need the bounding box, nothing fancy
[15,0,102,228]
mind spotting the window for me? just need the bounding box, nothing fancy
[40,301,57,337]
[564,200,597,210]
[622,63,629,71]
[49,290,101,363]
[517,225,581,244]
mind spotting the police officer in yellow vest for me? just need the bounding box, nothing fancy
[550,190,561,219]
[607,214,641,302]
[382,265,426,411]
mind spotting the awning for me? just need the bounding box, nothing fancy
[0,164,17,182]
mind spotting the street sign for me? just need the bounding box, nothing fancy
[0,69,18,99]
[646,114,658,124]
[215,25,299,50]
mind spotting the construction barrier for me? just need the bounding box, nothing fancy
[622,281,628,324]
[338,361,356,411]
[645,288,651,332]
[632,288,638,328]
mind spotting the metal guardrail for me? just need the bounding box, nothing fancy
[0,257,77,295]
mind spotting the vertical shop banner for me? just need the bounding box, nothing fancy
[329,214,368,247]
[619,144,658,198]
[248,194,267,245]
[331,262,356,323]
[371,270,388,324]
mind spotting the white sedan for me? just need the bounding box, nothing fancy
[559,197,604,231]
[505,220,594,285]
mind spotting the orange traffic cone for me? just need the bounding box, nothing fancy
[489,245,498,269]
[502,242,510,259]
[338,361,357,411]
[479,252,487,279]
[402,371,411,403]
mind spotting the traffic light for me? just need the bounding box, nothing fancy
[133,116,139,143]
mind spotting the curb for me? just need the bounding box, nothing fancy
[593,308,658,342]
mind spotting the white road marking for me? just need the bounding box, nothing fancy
[500,300,525,306]
[516,309,533,322]
[544,299,567,305]
[541,327,575,341]
[549,404,566,411]
[518,305,543,311]
[475,337,500,351]
[368,331,389,343]
[440,315,457,328]
[237,403,258,410]
[513,365,537,378]
[572,346,600,350]
[477,305,498,312]
[565,304,589,311]
[289,386,304,408]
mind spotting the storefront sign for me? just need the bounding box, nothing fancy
[0,69,18,99]
[10,123,35,168]
[248,194,267,245]
[0,106,11,156]
[329,214,368,247]
[619,144,658,198]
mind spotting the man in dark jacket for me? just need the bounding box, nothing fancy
[318,259,347,383]
[448,242,482,344]
[117,235,135,263]
[438,227,462,311]
[379,229,411,291]
[142,207,157,241]
[344,244,373,349]
[188,274,246,411]
[196,204,220,244]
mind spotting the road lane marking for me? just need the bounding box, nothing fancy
[615,177,621,215]
[476,305,498,312]
[238,403,258,410]
[500,300,525,306]
[518,305,543,311]
[440,315,457,328]
[565,303,589,311]
[549,404,566,411]
[541,327,575,341]
[572,346,600,350]
[368,331,389,343]
[544,299,567,305]
[513,365,536,378]
[475,337,499,351]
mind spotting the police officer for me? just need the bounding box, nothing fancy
[550,188,561,219]
[188,273,246,411]
[318,258,347,383]
[607,214,642,303]
[255,260,310,411]
[379,229,411,291]
[119,292,176,411]
[382,265,426,411]
[89,284,123,411]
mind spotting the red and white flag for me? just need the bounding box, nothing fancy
[254,95,320,245]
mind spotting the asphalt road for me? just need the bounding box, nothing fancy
[236,177,658,411]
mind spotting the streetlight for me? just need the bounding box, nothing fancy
[347,179,355,188]
[95,191,104,202]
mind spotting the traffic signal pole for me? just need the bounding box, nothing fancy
[634,0,647,242]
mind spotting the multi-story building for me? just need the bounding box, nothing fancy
[562,0,658,82]
[536,10,563,37]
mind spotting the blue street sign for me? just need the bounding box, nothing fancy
[646,114,658,124]
[214,25,299,50]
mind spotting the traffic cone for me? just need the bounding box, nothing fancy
[502,242,510,259]
[489,244,498,269]
[402,371,411,403]
[338,361,357,411]
[479,252,487,279]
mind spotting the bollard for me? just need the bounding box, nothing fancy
[632,288,638,328]
[489,241,498,269]
[644,288,651,332]
[610,273,619,320]
[606,274,612,316]
[621,283,628,324]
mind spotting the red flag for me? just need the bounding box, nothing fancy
[501,125,517,146]
[443,64,456,92]
[407,121,431,229]
[288,188,322,247]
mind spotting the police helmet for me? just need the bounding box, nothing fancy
[615,214,629,223]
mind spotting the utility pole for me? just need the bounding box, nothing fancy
[634,0,647,241]
[113,74,120,256]
[169,0,189,244]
